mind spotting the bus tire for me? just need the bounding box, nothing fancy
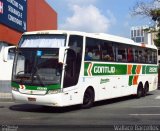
[137,83,143,98]
[143,82,149,97]
[81,88,94,109]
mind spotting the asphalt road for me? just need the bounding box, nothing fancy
[1,90,160,131]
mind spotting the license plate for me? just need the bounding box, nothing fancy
[28,97,36,102]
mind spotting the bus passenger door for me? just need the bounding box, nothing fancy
[62,35,83,105]
[63,35,83,88]
[63,49,77,88]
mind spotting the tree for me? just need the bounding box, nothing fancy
[131,0,160,47]
[151,9,160,21]
[154,28,160,47]
[131,0,160,21]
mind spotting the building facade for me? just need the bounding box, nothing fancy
[130,25,149,43]
[0,0,57,45]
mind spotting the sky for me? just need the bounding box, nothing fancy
[46,0,154,38]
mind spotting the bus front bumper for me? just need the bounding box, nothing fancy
[12,90,64,107]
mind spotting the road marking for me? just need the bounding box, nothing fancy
[155,96,160,99]
[132,106,160,108]
[0,101,14,103]
[129,114,160,116]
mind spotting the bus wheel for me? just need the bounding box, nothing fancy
[81,88,94,109]
[143,82,149,97]
[137,83,143,98]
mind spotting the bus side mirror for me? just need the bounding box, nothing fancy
[59,47,69,63]
[3,46,16,62]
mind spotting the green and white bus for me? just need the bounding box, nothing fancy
[11,30,158,108]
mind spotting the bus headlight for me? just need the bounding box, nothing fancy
[47,89,62,94]
[12,87,19,92]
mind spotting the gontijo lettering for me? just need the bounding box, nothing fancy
[94,66,116,74]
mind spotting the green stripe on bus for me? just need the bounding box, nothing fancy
[84,63,127,76]
[11,82,19,89]
[84,63,90,76]
[142,65,158,74]
[142,66,146,74]
[132,65,137,74]
[11,82,61,90]
[84,63,158,76]
[129,75,134,86]
[145,66,158,74]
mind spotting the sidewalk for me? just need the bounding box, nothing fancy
[0,81,12,101]
[0,93,12,101]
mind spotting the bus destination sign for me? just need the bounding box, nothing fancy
[0,0,27,32]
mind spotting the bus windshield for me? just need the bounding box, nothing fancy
[12,48,62,86]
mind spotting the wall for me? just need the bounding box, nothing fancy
[0,42,14,93]
[0,24,21,45]
[27,0,57,31]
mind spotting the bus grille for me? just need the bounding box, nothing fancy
[19,89,47,95]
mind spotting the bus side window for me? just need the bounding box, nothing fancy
[127,48,133,62]
[145,49,150,63]
[92,41,102,61]
[116,44,127,62]
[102,41,114,61]
[154,50,157,64]
[138,51,141,63]
[85,38,102,61]
[152,50,157,64]
[92,49,101,60]
[141,49,147,63]
[147,50,151,63]
[85,48,93,60]
[134,49,139,63]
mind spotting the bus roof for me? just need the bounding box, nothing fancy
[23,30,157,49]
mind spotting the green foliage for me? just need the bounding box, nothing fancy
[131,0,160,20]
[154,28,160,47]
[151,9,160,21]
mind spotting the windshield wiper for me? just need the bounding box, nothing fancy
[31,66,45,87]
